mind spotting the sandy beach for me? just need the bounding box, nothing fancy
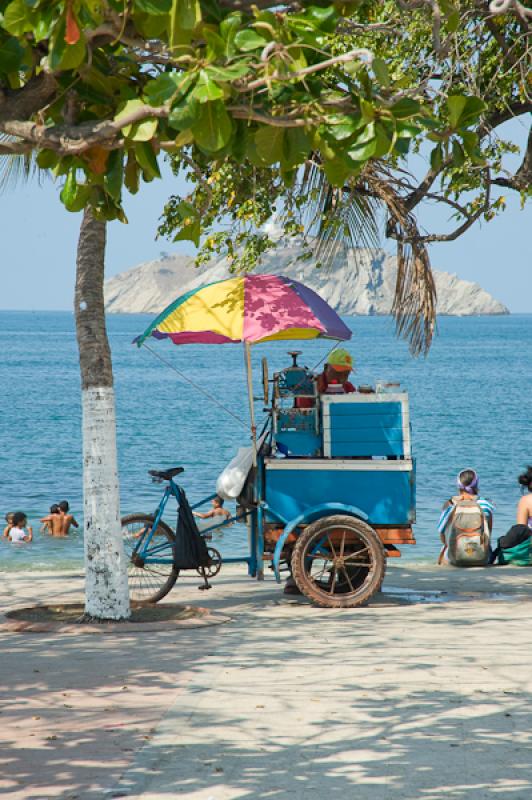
[2,562,532,800]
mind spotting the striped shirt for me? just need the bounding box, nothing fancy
[437,496,495,534]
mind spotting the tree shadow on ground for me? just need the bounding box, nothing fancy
[2,566,532,799]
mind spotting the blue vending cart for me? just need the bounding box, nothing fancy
[251,354,416,607]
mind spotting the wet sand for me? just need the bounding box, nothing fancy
[1,562,532,799]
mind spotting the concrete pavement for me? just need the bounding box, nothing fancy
[2,564,532,799]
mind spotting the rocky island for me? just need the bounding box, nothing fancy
[105,243,509,316]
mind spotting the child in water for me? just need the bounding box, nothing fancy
[4,512,33,543]
[193,496,231,523]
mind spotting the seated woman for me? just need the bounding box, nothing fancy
[490,466,532,565]
[437,469,494,566]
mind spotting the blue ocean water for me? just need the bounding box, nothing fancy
[1,310,531,572]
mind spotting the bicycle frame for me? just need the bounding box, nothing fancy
[132,479,254,568]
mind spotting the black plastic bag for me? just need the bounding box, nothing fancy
[173,487,211,570]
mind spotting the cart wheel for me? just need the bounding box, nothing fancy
[197,547,222,578]
[291,515,386,608]
[121,514,178,605]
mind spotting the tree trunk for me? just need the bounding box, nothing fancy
[75,208,130,620]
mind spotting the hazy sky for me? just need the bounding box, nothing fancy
[0,118,530,312]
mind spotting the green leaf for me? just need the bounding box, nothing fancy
[0,36,25,72]
[173,0,201,32]
[60,169,78,211]
[373,121,396,157]
[2,0,33,36]
[203,29,225,59]
[460,131,485,164]
[134,0,171,14]
[191,100,232,152]
[206,63,251,82]
[348,137,377,162]
[430,143,443,171]
[255,126,284,164]
[220,12,242,57]
[446,95,467,129]
[173,201,201,246]
[323,156,351,187]
[143,74,182,106]
[168,96,199,130]
[394,137,411,155]
[395,122,421,139]
[234,29,268,52]
[133,10,168,36]
[33,9,55,42]
[350,122,375,147]
[451,138,465,166]
[104,151,123,201]
[303,5,338,32]
[390,98,421,119]
[193,70,225,103]
[440,0,460,32]
[48,17,87,71]
[446,95,485,129]
[360,98,375,123]
[325,114,364,141]
[373,57,391,89]
[125,151,140,194]
[36,149,58,170]
[135,142,161,179]
[457,97,487,128]
[282,128,310,169]
[116,100,158,141]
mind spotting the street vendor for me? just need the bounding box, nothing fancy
[317,348,356,394]
[295,347,355,416]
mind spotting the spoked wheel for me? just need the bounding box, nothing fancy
[197,547,223,578]
[121,514,178,605]
[291,515,386,608]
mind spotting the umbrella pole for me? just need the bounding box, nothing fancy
[244,342,257,467]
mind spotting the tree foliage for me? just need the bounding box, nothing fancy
[0,0,529,352]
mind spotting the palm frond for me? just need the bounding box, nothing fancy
[365,169,436,356]
[297,159,380,268]
[0,135,43,193]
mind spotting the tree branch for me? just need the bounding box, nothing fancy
[235,49,374,93]
[0,72,58,124]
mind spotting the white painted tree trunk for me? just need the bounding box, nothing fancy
[82,387,130,619]
[75,209,130,620]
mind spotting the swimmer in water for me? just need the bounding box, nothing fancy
[5,512,33,543]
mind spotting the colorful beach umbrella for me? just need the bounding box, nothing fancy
[135,274,351,347]
[136,274,352,466]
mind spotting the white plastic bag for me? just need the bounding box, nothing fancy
[216,446,254,500]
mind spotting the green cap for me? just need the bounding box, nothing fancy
[328,348,354,371]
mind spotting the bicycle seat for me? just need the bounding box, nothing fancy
[148,466,185,481]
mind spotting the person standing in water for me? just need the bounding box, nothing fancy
[40,504,62,536]
[57,501,79,536]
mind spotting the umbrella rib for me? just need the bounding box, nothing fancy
[142,344,249,429]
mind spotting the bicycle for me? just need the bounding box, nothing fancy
[121,466,226,604]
